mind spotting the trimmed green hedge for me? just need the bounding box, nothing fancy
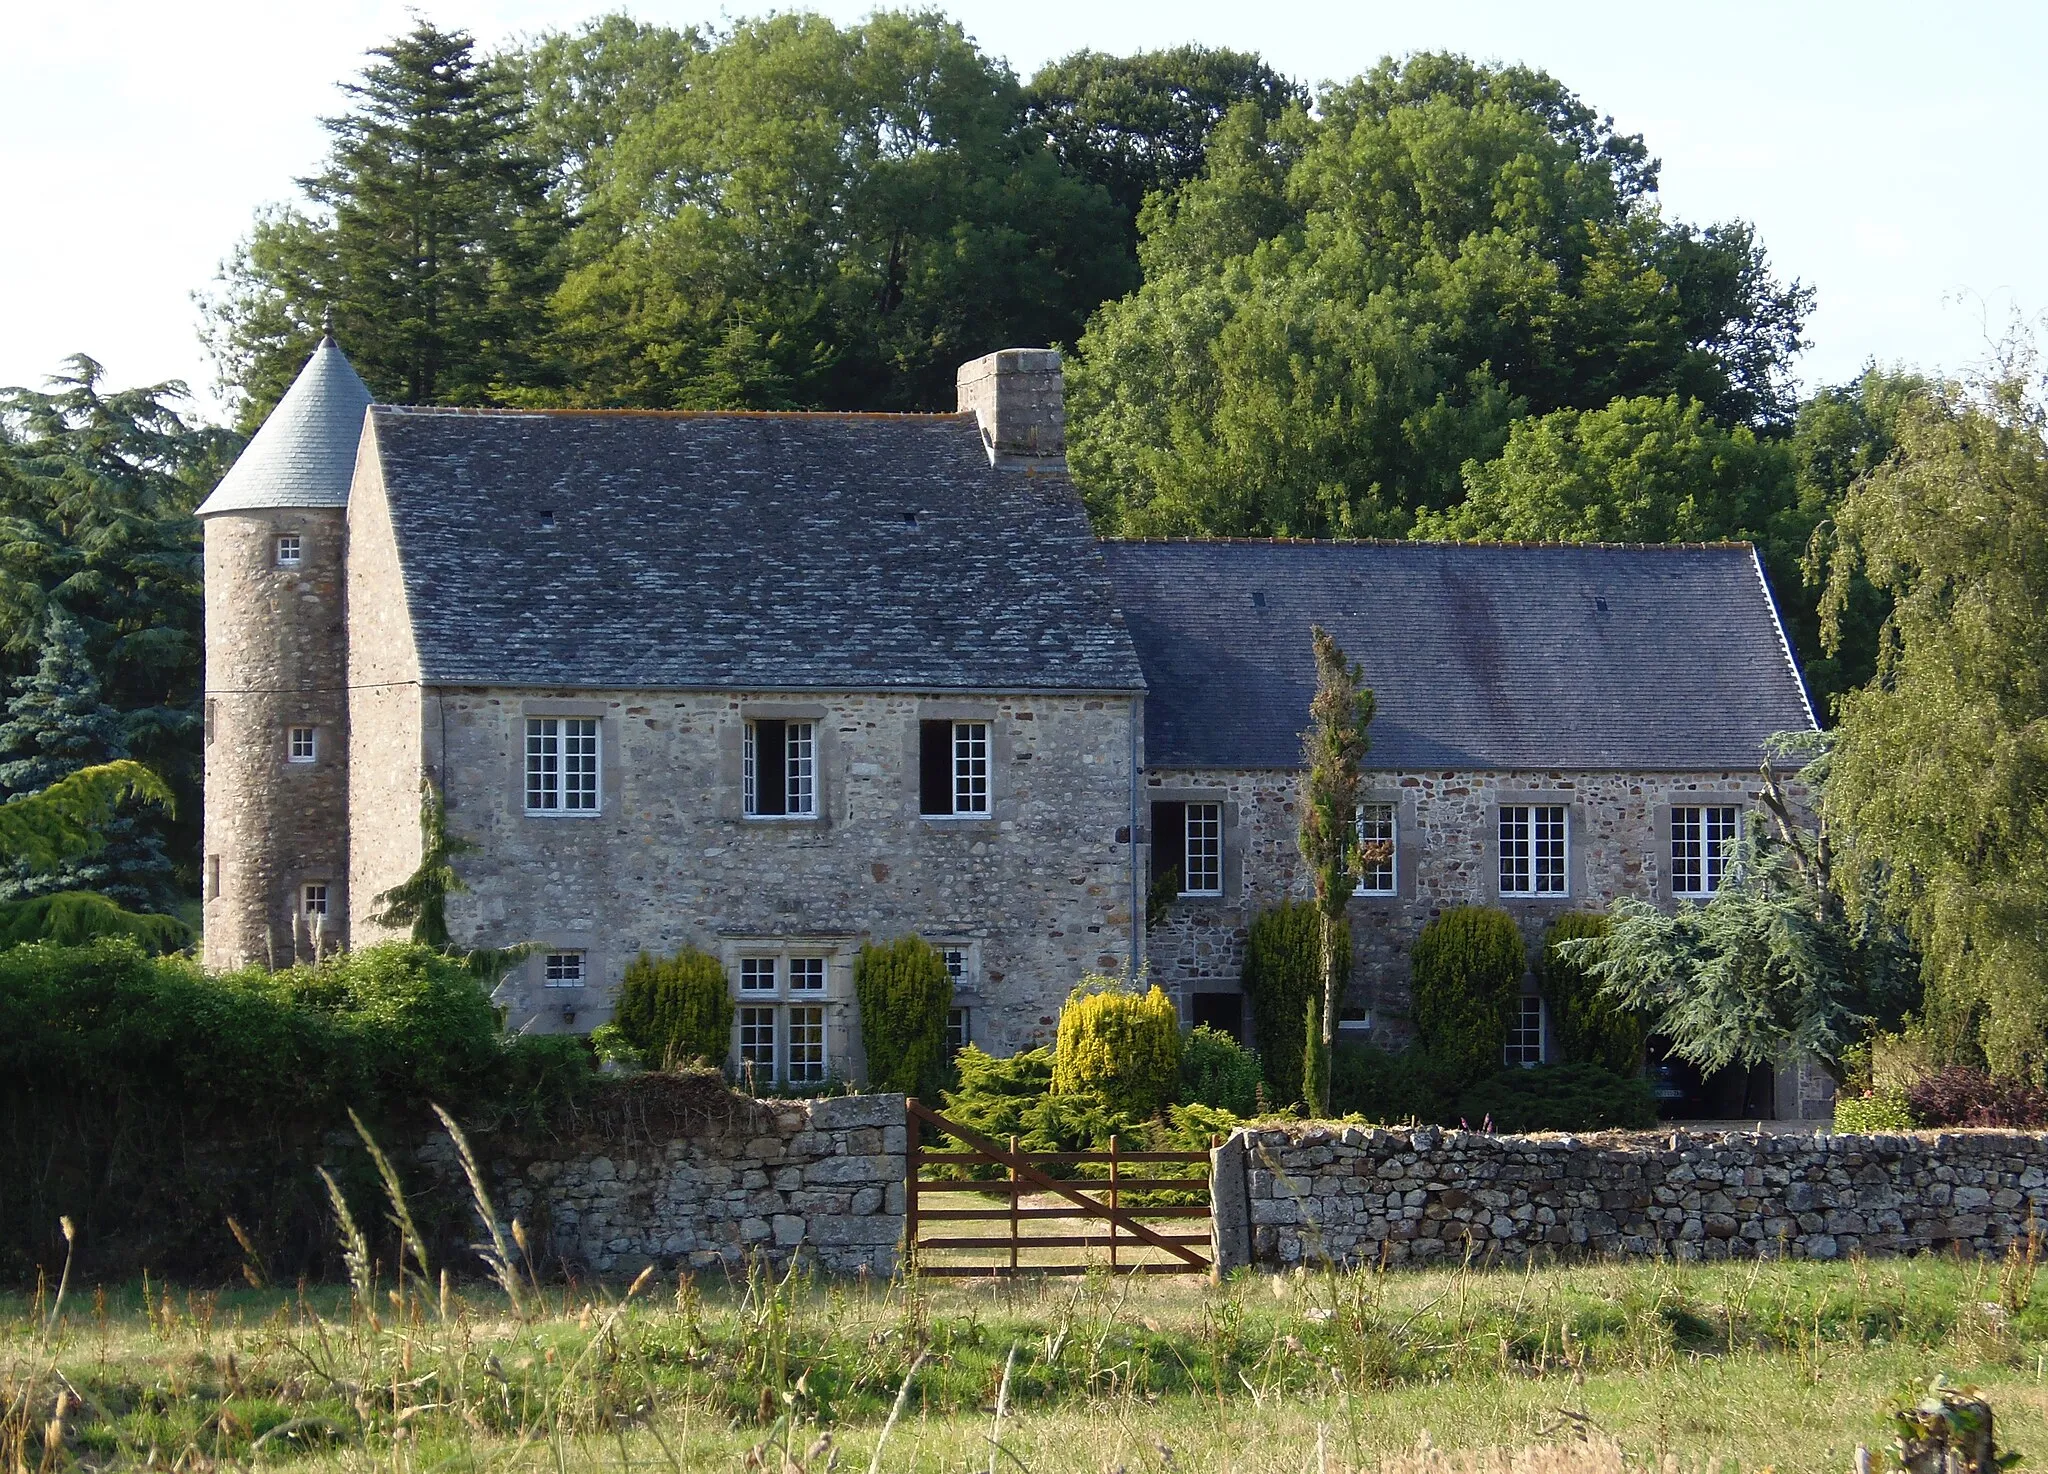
[1053,979,1180,1119]
[1409,907,1527,1084]
[1242,901,1338,1106]
[853,935,954,1098]
[1180,1024,1261,1115]
[1455,1063,1657,1133]
[613,947,733,1069]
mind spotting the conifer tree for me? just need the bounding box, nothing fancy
[0,609,175,907]
[1297,627,1375,1115]
[205,20,566,420]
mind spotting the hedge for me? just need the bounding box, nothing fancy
[612,946,733,1069]
[1455,1062,1657,1133]
[1052,977,1180,1119]
[1535,912,1644,1074]
[853,935,953,1098]
[1409,907,1526,1084]
[1179,1024,1261,1115]
[1242,901,1339,1106]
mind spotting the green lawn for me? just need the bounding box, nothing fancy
[10,1253,2047,1471]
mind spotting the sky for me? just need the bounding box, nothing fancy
[4,0,2041,422]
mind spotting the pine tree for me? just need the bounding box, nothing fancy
[204,20,566,420]
[0,609,175,907]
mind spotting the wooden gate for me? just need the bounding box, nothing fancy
[904,1099,1214,1277]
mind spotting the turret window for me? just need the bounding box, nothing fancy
[301,883,328,918]
[287,726,317,763]
[276,535,302,568]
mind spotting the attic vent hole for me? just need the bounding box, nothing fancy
[538,510,556,531]
[902,511,919,528]
[1594,596,1609,613]
[1252,591,1267,609]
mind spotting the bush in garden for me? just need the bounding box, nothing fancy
[1833,1089,1916,1133]
[1409,906,1527,1084]
[1329,1041,1459,1124]
[1052,975,1181,1118]
[852,934,953,1098]
[1455,1062,1657,1133]
[612,946,734,1070]
[1242,900,1336,1106]
[1536,912,1644,1074]
[1905,1067,2048,1127]
[1179,1023,1261,1115]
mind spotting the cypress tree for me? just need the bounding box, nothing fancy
[0,609,175,908]
[1297,626,1374,1116]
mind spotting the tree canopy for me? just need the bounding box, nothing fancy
[1068,53,1811,539]
[1820,356,2048,1082]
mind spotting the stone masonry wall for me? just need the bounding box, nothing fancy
[1146,766,1771,1045]
[420,1091,907,1278]
[427,686,1140,1068]
[1218,1123,2048,1271]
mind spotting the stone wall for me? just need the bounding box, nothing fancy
[1217,1123,2048,1270]
[429,686,1140,1065]
[1145,765,1776,1045]
[426,1089,907,1278]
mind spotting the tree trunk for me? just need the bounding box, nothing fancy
[1304,904,1342,1115]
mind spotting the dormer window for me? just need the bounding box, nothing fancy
[276,535,302,568]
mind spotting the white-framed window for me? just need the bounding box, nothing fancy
[276,534,302,568]
[301,882,329,919]
[1354,802,1397,895]
[1339,1004,1373,1033]
[1672,805,1740,896]
[946,1006,970,1054]
[1500,804,1569,896]
[1183,802,1223,896]
[287,725,317,763]
[737,1006,777,1081]
[743,719,817,818]
[526,717,599,813]
[1505,995,1545,1067]
[787,1005,827,1084]
[952,721,989,814]
[543,951,585,988]
[788,956,826,994]
[739,956,778,994]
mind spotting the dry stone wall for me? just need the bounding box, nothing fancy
[1218,1123,2048,1270]
[422,1091,906,1278]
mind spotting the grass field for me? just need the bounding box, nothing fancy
[10,1247,2048,1472]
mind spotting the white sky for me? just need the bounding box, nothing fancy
[4,0,2040,421]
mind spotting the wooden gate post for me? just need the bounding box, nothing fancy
[904,1097,920,1275]
[1109,1134,1120,1272]
[1008,1135,1020,1276]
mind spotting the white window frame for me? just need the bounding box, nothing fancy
[1505,995,1546,1067]
[1672,805,1740,897]
[946,1005,970,1054]
[786,1004,827,1084]
[525,716,600,815]
[1354,801,1397,896]
[952,721,990,814]
[731,951,834,1086]
[743,719,817,818]
[1499,804,1569,897]
[287,725,317,763]
[787,956,826,994]
[276,534,302,568]
[739,956,779,995]
[737,1005,778,1083]
[1182,801,1223,897]
[543,951,586,988]
[301,882,329,919]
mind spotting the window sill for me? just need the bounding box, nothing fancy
[524,808,603,819]
[920,813,996,825]
[1351,889,1399,900]
[741,813,824,824]
[1177,890,1225,901]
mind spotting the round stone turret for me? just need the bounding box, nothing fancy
[197,334,371,970]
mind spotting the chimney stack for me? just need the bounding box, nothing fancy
[957,348,1064,467]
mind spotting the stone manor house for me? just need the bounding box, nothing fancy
[198,337,1821,1114]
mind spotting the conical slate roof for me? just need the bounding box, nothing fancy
[196,336,374,516]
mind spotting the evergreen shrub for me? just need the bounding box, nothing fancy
[1409,906,1527,1083]
[1052,976,1180,1118]
[613,947,733,1070]
[1242,900,1339,1106]
[0,890,190,953]
[1179,1024,1261,1115]
[1536,912,1644,1073]
[1455,1062,1657,1133]
[853,934,953,1098]
[1329,1042,1459,1124]
[1833,1089,1916,1133]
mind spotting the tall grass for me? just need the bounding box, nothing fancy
[6,1117,2048,1471]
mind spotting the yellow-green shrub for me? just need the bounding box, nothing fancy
[613,947,733,1070]
[1052,976,1181,1118]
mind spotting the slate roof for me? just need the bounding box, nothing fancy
[196,337,373,516]
[369,407,1145,692]
[1100,540,1817,772]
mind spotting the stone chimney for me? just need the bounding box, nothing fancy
[957,348,1064,467]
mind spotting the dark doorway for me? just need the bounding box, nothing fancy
[1191,991,1244,1040]
[1646,1037,1775,1120]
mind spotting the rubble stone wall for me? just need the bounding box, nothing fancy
[1221,1123,2048,1269]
